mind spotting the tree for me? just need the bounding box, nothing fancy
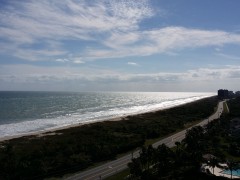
[146,145,155,171]
[174,141,187,167]
[128,145,157,179]
[208,157,218,175]
[139,146,148,171]
[128,158,143,178]
[155,144,174,177]
[184,126,204,151]
[226,160,239,179]
[184,126,205,166]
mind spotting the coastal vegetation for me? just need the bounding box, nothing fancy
[0,97,218,179]
[124,97,240,179]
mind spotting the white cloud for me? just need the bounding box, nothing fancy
[215,53,240,60]
[0,0,154,61]
[108,0,153,28]
[127,62,139,66]
[55,57,84,64]
[103,32,140,49]
[0,0,152,41]
[1,1,240,62]
[139,27,240,54]
[1,64,240,85]
[56,58,69,63]
[82,27,240,60]
[14,49,67,62]
[73,59,85,64]
[1,63,240,91]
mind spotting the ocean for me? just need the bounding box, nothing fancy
[0,91,215,138]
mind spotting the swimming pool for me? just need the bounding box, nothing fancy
[221,169,240,177]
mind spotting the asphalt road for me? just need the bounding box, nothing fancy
[65,101,224,180]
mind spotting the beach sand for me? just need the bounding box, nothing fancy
[0,97,211,142]
[0,116,125,142]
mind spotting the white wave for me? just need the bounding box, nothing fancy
[0,93,215,138]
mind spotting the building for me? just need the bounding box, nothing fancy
[228,91,235,98]
[218,89,229,99]
[236,91,240,97]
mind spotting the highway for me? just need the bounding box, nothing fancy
[65,101,224,180]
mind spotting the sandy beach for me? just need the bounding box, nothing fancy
[0,116,127,142]
[0,96,219,179]
[0,96,213,142]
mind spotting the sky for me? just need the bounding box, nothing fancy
[0,0,240,92]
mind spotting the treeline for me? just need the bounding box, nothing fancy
[228,96,240,117]
[0,97,218,179]
[127,98,240,179]
[128,126,228,179]
[227,97,240,157]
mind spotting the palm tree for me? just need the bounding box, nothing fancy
[208,157,218,175]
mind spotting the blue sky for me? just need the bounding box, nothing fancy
[0,0,240,92]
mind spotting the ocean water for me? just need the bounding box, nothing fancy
[0,91,215,138]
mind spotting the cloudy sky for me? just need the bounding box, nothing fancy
[0,0,240,92]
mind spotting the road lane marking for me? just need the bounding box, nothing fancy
[66,101,224,180]
[84,161,128,180]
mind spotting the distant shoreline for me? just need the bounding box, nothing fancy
[0,96,219,179]
[0,95,215,142]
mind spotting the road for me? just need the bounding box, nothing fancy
[65,101,224,180]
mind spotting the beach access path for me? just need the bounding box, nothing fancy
[64,101,224,180]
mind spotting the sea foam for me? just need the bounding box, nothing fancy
[0,92,215,138]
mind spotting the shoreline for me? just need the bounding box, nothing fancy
[0,95,215,142]
[0,116,123,142]
[0,95,219,179]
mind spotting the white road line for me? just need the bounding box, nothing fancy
[85,161,128,180]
